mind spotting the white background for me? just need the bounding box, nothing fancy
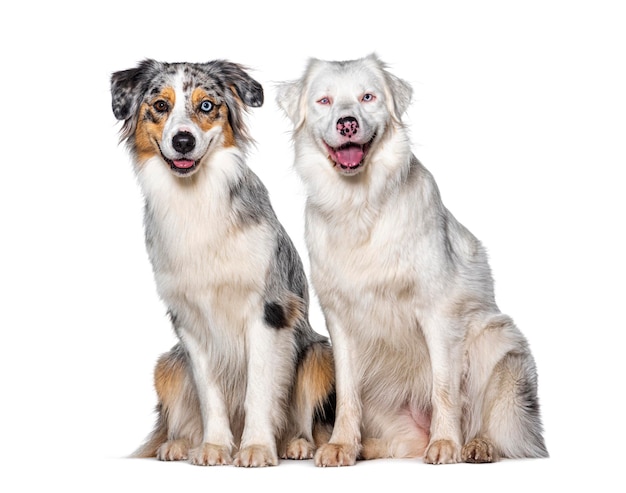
[1,1,624,491]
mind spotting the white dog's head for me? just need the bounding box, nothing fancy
[277,54,412,177]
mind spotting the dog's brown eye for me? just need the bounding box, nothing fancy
[153,100,169,113]
[199,100,213,113]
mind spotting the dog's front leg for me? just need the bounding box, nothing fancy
[421,314,464,464]
[179,330,234,466]
[235,318,290,467]
[314,318,361,467]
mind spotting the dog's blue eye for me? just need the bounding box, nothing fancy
[317,97,331,105]
[200,100,213,112]
[362,93,375,102]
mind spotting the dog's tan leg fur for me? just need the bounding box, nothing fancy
[131,350,189,458]
[284,342,335,459]
[137,341,334,463]
[132,347,203,460]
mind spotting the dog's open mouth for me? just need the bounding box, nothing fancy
[324,138,374,174]
[157,145,198,175]
[167,158,197,175]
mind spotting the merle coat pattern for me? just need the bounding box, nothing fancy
[111,59,334,467]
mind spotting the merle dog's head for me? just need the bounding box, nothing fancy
[111,59,263,177]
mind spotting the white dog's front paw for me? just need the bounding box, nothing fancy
[462,437,498,463]
[424,439,461,464]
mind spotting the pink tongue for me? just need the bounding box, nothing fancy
[335,147,364,168]
[173,159,195,169]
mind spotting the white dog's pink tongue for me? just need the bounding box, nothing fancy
[335,146,363,168]
[173,159,195,169]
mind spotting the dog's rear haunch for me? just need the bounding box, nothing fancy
[111,59,334,467]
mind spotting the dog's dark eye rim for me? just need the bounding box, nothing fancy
[153,100,169,113]
[199,100,214,112]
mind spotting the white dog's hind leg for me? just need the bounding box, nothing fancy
[461,313,548,462]
[421,314,464,464]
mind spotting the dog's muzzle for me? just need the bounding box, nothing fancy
[160,131,198,175]
[324,117,374,175]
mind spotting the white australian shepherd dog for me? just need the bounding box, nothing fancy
[276,54,548,466]
[110,59,334,467]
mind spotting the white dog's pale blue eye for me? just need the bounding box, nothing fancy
[362,93,375,102]
[317,97,331,105]
[200,100,213,112]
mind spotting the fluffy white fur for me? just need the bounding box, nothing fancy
[277,54,548,466]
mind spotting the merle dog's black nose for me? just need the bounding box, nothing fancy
[172,132,196,154]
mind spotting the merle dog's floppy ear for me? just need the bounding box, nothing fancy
[232,68,264,108]
[111,59,163,141]
[197,61,263,150]
[110,67,141,121]
[201,60,264,108]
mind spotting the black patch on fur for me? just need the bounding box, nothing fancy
[315,389,336,425]
[167,309,179,328]
[519,375,541,417]
[228,165,271,225]
[519,377,549,456]
[264,302,288,329]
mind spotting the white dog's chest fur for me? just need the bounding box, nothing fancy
[306,182,443,402]
[308,168,453,319]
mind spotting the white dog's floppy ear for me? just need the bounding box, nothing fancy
[385,72,413,121]
[365,53,413,123]
[277,57,323,130]
[275,79,306,129]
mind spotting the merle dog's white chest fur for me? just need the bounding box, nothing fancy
[140,151,271,341]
